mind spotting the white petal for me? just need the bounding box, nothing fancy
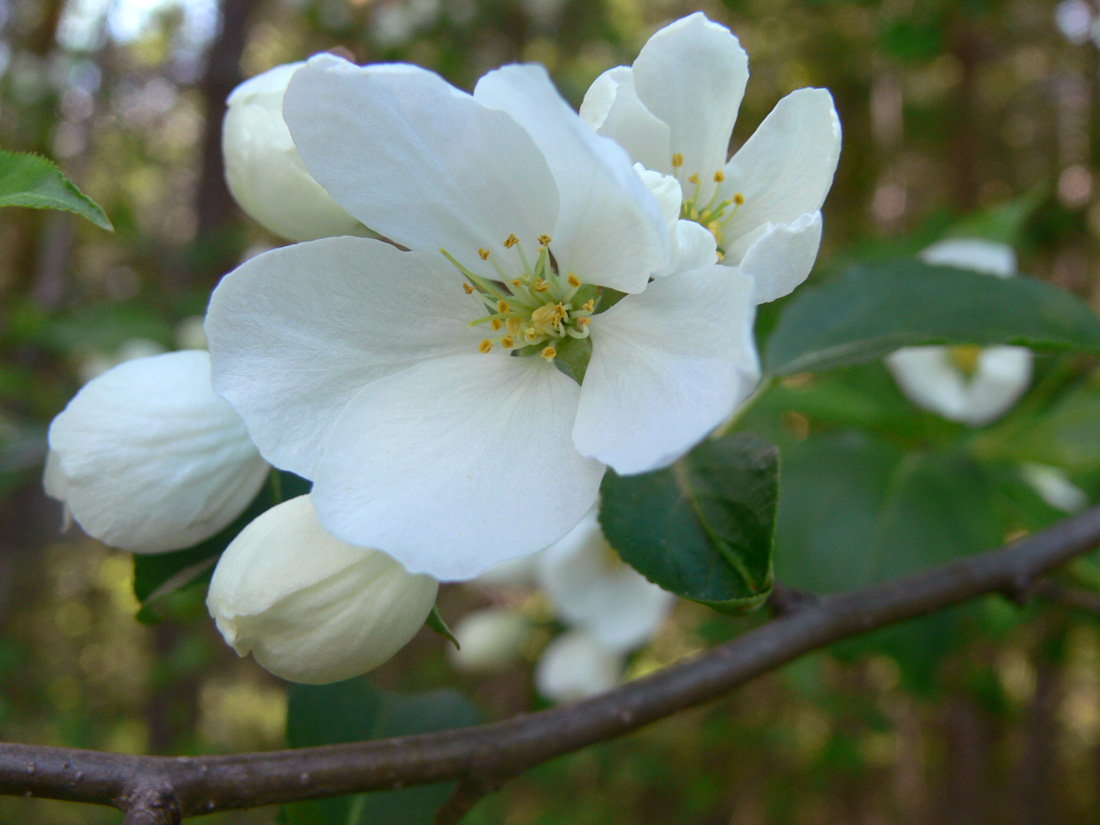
[574,266,760,475]
[920,239,1017,278]
[632,12,749,199]
[223,62,366,242]
[722,88,841,262]
[474,64,669,292]
[206,237,477,479]
[537,509,674,652]
[535,630,623,702]
[580,66,671,173]
[284,55,559,270]
[1021,464,1089,513]
[957,346,1034,425]
[635,164,681,230]
[448,607,530,673]
[311,353,605,581]
[657,219,718,277]
[739,212,823,303]
[47,351,270,553]
[886,348,970,420]
[207,495,438,684]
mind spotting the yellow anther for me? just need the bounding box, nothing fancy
[671,153,684,168]
[716,249,725,261]
[541,346,557,360]
[504,234,519,248]
[537,234,552,246]
[582,299,595,312]
[463,283,474,294]
[524,328,539,342]
[533,278,549,293]
[714,170,725,183]
[491,319,503,331]
[511,278,521,288]
[479,339,492,353]
[567,273,581,288]
[576,316,590,328]
[688,173,700,185]
[707,220,723,244]
[506,317,521,336]
[497,300,510,313]
[733,192,745,206]
[501,335,515,348]
[478,248,490,260]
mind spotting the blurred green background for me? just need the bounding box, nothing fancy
[4,0,1100,823]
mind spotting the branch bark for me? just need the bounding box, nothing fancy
[4,504,1100,820]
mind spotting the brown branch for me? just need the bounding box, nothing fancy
[1033,579,1100,615]
[4,505,1100,820]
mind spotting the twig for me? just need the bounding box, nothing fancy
[1033,579,1100,615]
[3,505,1100,820]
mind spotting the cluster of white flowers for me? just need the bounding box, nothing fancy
[43,13,840,686]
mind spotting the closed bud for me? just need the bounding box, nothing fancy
[223,62,366,242]
[207,495,438,684]
[448,607,529,673]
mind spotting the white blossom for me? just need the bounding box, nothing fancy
[535,629,623,702]
[206,52,761,580]
[886,239,1034,426]
[207,495,438,684]
[448,607,531,674]
[580,12,842,303]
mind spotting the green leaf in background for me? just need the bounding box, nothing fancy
[764,260,1100,375]
[599,433,778,613]
[283,679,482,825]
[944,184,1048,246]
[132,470,310,622]
[0,150,112,230]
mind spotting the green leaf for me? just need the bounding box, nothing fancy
[132,470,310,622]
[0,150,112,230]
[599,433,778,613]
[764,260,1100,376]
[945,184,1048,246]
[283,679,482,825]
[424,605,459,650]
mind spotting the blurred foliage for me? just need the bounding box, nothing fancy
[5,0,1100,824]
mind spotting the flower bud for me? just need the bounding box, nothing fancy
[46,351,269,552]
[223,62,366,242]
[207,495,438,684]
[448,607,530,673]
[535,629,622,702]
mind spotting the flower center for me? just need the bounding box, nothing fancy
[948,344,984,378]
[671,153,744,261]
[441,234,599,363]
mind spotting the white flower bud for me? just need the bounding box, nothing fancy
[223,62,366,242]
[448,607,529,674]
[46,351,270,552]
[207,495,439,684]
[535,629,623,702]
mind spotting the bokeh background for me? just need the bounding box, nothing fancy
[4,0,1100,823]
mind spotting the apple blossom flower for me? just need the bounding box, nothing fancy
[886,239,1034,426]
[580,12,842,304]
[535,629,623,702]
[222,62,367,242]
[45,350,270,552]
[206,53,761,581]
[207,495,438,684]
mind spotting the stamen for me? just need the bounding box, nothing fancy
[537,234,552,246]
[541,346,557,360]
[714,170,725,183]
[463,283,474,294]
[533,278,549,293]
[479,339,492,354]
[501,335,515,348]
[733,192,745,205]
[491,319,503,331]
[671,153,684,168]
[688,173,700,185]
[567,273,581,288]
[478,248,490,260]
[497,300,510,313]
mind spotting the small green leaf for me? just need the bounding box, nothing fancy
[0,150,112,230]
[765,260,1100,376]
[132,470,310,622]
[283,679,482,825]
[424,605,460,650]
[599,433,778,613]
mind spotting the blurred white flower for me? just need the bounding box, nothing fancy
[45,351,269,552]
[207,495,438,684]
[222,62,366,242]
[448,607,531,674]
[886,239,1034,426]
[1056,0,1093,44]
[581,12,842,303]
[535,629,623,702]
[1021,464,1089,513]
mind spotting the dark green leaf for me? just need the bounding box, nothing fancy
[133,470,310,622]
[945,185,1048,246]
[599,433,778,613]
[0,150,112,230]
[283,679,482,825]
[764,260,1100,376]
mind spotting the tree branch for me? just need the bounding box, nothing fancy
[4,505,1100,820]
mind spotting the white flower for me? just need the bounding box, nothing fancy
[222,62,366,242]
[206,54,761,581]
[580,12,842,304]
[46,351,270,552]
[535,629,623,702]
[886,239,1034,426]
[1021,464,1089,513]
[448,607,530,674]
[207,495,438,684]
[537,508,673,652]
